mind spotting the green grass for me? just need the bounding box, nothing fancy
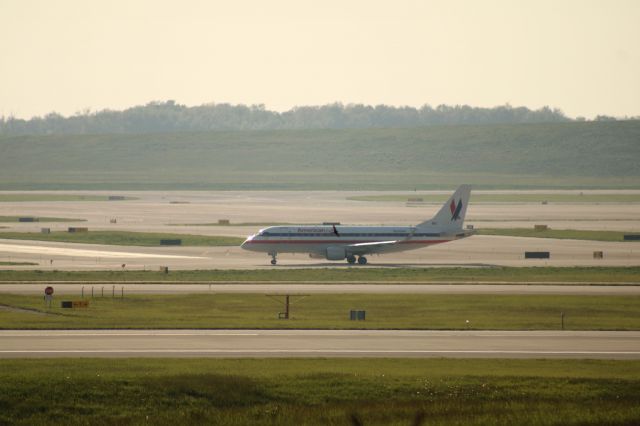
[0,358,638,425]
[1,293,638,330]
[349,193,640,203]
[0,231,244,246]
[0,194,136,202]
[0,215,84,222]
[0,262,37,266]
[0,266,638,283]
[1,122,639,190]
[477,228,639,242]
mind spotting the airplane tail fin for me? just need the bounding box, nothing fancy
[416,185,471,232]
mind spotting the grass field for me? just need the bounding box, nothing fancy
[1,293,638,330]
[349,193,640,203]
[477,228,639,242]
[0,266,638,283]
[0,194,136,202]
[0,358,638,425]
[0,231,244,246]
[0,215,84,223]
[0,262,37,266]
[1,122,639,190]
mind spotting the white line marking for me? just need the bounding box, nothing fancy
[0,242,203,259]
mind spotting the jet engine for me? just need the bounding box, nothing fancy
[325,246,346,261]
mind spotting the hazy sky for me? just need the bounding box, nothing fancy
[1,0,639,119]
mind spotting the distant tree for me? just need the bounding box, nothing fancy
[594,115,617,122]
[0,101,578,135]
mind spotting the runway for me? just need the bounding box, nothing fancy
[1,283,639,295]
[1,235,639,270]
[1,329,638,359]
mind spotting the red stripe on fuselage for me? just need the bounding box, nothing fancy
[244,239,450,245]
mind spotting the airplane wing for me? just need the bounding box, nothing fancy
[347,240,399,255]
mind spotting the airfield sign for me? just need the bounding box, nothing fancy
[44,286,54,308]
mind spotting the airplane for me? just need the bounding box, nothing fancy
[241,184,472,265]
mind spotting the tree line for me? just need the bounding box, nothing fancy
[0,100,617,135]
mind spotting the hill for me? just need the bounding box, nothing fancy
[1,121,638,190]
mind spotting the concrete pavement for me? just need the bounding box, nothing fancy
[1,329,639,359]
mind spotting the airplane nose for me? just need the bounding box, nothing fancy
[240,235,253,250]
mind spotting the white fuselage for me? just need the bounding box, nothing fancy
[241,225,461,256]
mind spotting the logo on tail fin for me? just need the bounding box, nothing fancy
[450,199,463,221]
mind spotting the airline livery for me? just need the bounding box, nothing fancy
[241,185,473,265]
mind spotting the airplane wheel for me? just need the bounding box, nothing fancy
[347,255,356,264]
[357,256,367,265]
[271,259,277,265]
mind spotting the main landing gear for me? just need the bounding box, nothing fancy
[269,252,277,266]
[347,255,367,265]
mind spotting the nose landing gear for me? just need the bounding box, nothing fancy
[269,252,277,266]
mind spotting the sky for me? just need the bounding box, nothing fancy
[1,0,639,119]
